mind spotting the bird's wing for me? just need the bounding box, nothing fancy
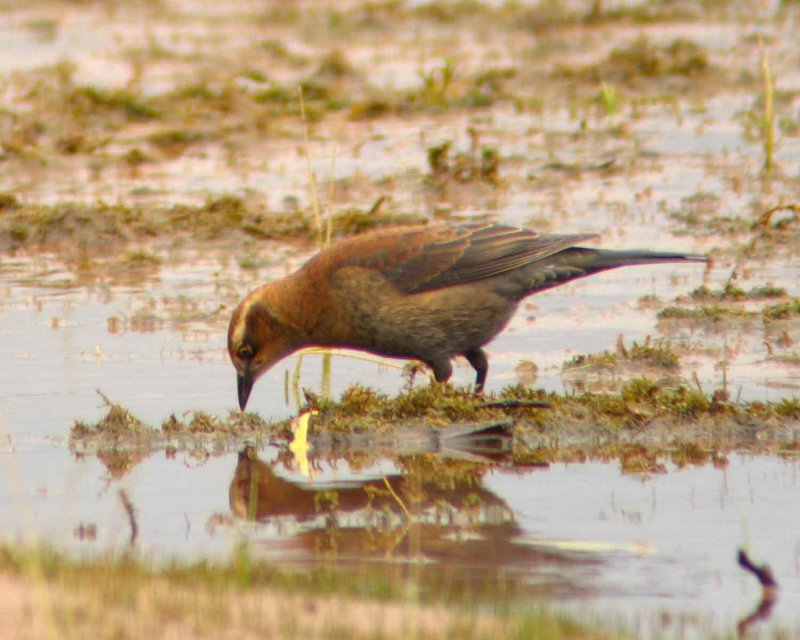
[342,222,598,294]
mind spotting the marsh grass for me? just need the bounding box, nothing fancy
[70,373,800,457]
[557,36,710,86]
[425,134,501,188]
[299,86,328,249]
[563,335,680,373]
[280,376,800,445]
[2,2,800,637]
[758,38,776,174]
[598,81,618,116]
[298,87,342,397]
[290,89,435,401]
[0,543,616,640]
[0,194,426,264]
[690,282,787,301]
[762,299,800,320]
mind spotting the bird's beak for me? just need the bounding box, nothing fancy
[237,371,254,411]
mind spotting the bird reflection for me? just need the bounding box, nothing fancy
[230,445,515,529]
[227,445,591,597]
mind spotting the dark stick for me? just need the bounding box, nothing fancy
[736,549,778,639]
[737,549,777,588]
[118,488,138,548]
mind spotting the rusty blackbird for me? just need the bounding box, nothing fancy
[228,222,706,409]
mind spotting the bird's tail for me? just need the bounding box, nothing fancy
[579,248,708,269]
[508,246,707,298]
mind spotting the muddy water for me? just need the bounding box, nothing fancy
[1,1,800,637]
[0,254,797,637]
[3,438,800,637]
[0,249,716,434]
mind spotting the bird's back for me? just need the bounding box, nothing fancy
[302,222,599,296]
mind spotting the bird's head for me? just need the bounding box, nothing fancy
[227,291,299,410]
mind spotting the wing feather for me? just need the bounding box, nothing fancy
[376,222,598,294]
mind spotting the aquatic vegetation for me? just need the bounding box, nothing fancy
[670,441,710,468]
[556,36,710,86]
[657,305,756,321]
[690,282,787,301]
[0,192,20,210]
[564,336,680,373]
[669,192,752,236]
[0,195,429,259]
[309,383,485,428]
[71,392,149,438]
[147,128,207,154]
[762,299,800,321]
[425,137,501,188]
[3,1,800,635]
[758,40,776,174]
[597,82,619,116]
[65,85,161,122]
[68,380,800,489]
[326,203,427,235]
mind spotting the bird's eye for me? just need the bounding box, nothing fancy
[237,344,254,359]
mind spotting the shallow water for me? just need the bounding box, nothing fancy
[2,435,799,638]
[0,253,798,637]
[0,248,729,434]
[1,0,800,637]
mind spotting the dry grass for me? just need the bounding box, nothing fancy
[0,574,504,639]
[0,547,610,640]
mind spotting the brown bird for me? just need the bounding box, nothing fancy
[228,222,705,410]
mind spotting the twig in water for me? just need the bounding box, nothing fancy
[752,203,800,229]
[382,475,411,519]
[736,548,778,638]
[737,549,777,589]
[118,488,138,548]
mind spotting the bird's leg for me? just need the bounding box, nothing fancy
[424,358,453,384]
[463,347,488,393]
